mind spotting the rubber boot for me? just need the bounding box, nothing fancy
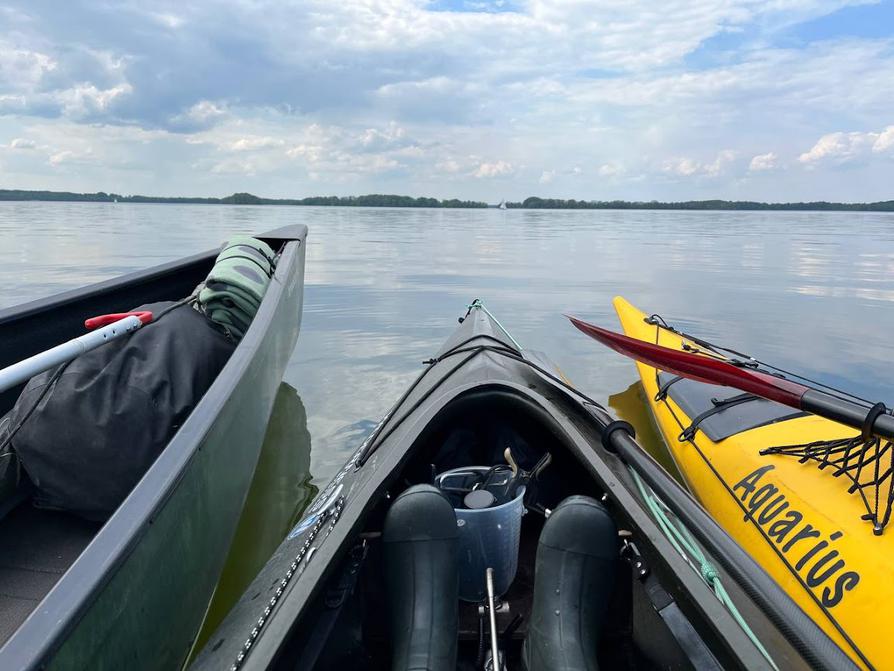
[522,495,617,671]
[383,484,459,671]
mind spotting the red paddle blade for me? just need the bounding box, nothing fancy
[567,315,808,409]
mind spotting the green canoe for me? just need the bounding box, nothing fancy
[0,225,307,670]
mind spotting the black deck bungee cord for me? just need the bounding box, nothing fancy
[355,333,611,467]
[645,313,878,408]
[355,333,524,466]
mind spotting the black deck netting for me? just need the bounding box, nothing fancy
[761,435,894,535]
[645,314,893,537]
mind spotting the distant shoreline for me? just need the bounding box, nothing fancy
[1,190,892,212]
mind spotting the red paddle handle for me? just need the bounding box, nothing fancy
[84,311,153,330]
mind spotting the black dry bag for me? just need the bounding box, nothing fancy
[8,301,234,520]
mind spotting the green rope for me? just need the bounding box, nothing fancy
[630,467,779,671]
[467,299,523,351]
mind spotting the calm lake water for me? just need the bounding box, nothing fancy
[2,201,894,648]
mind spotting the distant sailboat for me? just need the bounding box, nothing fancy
[497,200,507,210]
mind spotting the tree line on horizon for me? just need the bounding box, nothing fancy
[1,189,892,211]
[0,190,488,208]
[507,196,894,211]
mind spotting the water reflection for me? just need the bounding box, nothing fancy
[608,381,683,484]
[189,382,317,659]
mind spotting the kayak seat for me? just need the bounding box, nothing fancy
[383,484,459,671]
[523,495,617,671]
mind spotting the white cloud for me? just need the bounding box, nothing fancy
[224,136,285,152]
[598,163,623,177]
[873,126,894,154]
[304,0,869,78]
[179,100,228,124]
[48,150,74,166]
[565,39,894,135]
[749,152,778,171]
[57,83,133,117]
[9,137,36,149]
[286,143,324,162]
[147,11,185,29]
[359,122,406,150]
[0,94,26,113]
[353,154,399,173]
[210,158,257,176]
[663,157,700,176]
[0,42,56,89]
[44,141,96,168]
[473,160,514,178]
[707,150,736,175]
[392,144,424,158]
[435,159,463,174]
[539,170,555,184]
[192,119,414,178]
[799,124,894,166]
[799,132,870,164]
[0,38,132,122]
[661,150,736,178]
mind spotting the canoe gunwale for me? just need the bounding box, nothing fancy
[0,250,215,327]
[0,224,307,669]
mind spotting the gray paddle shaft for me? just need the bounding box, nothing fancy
[486,567,500,671]
[0,315,143,394]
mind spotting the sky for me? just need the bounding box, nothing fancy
[0,0,892,202]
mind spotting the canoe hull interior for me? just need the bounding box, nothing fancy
[0,225,307,671]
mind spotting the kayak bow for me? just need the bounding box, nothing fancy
[571,296,894,670]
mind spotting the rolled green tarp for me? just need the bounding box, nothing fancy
[198,235,276,340]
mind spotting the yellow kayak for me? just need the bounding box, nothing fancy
[613,296,890,671]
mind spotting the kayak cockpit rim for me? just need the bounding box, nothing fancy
[355,331,522,467]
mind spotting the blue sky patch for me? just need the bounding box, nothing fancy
[684,27,758,70]
[787,1,894,43]
[428,0,520,13]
